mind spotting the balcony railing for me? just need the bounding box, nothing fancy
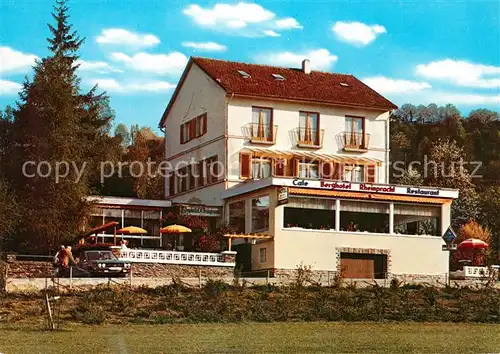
[341,131,370,151]
[246,123,277,144]
[119,249,234,267]
[296,127,324,148]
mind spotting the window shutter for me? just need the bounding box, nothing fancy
[240,152,252,179]
[202,113,208,135]
[339,164,345,181]
[180,124,185,144]
[198,160,205,187]
[274,158,286,176]
[291,158,300,177]
[169,174,175,196]
[366,165,376,183]
[320,162,332,179]
[211,155,219,182]
[189,120,195,140]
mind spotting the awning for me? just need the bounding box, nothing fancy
[288,187,449,204]
[242,147,382,166]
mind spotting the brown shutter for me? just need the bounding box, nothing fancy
[320,162,332,179]
[169,174,175,196]
[366,165,376,183]
[274,158,285,176]
[198,160,205,187]
[212,155,219,182]
[189,164,195,189]
[291,158,300,177]
[180,124,185,144]
[240,152,252,179]
[339,164,345,180]
[202,113,207,135]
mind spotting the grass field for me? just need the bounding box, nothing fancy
[1,322,500,353]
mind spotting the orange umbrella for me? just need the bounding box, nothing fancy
[117,226,148,234]
[160,224,192,234]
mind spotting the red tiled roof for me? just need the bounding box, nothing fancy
[194,57,397,109]
[160,57,397,126]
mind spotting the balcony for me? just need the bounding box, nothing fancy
[245,123,277,145]
[296,128,324,148]
[341,131,370,152]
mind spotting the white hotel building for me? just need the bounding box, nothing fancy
[160,57,459,280]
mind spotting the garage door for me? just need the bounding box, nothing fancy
[340,253,387,279]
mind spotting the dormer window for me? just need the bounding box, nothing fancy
[237,70,251,78]
[340,82,349,87]
[272,73,285,81]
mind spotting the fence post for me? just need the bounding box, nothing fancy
[69,266,73,289]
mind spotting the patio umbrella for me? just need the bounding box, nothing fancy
[117,226,148,234]
[457,238,489,250]
[160,224,192,233]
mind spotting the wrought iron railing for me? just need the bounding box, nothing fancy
[296,127,324,148]
[341,131,370,150]
[119,249,233,266]
[247,123,277,144]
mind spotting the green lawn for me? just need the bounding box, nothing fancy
[1,322,500,353]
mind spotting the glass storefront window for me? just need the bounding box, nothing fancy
[252,195,269,232]
[123,209,142,229]
[229,200,245,233]
[143,210,161,236]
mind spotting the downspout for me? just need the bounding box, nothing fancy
[385,111,392,183]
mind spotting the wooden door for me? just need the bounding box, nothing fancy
[340,254,375,279]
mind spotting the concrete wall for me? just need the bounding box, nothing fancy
[251,240,275,270]
[163,63,227,203]
[227,97,390,183]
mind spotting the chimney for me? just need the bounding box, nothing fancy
[302,59,311,74]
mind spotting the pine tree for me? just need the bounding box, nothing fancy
[10,0,120,253]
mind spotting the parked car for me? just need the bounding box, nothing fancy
[57,250,131,277]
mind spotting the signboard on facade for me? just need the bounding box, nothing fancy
[280,178,459,199]
[277,187,289,206]
[442,226,457,244]
[180,205,221,217]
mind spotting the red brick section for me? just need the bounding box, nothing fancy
[193,57,397,111]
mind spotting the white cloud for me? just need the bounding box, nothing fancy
[431,92,500,105]
[75,59,123,73]
[275,17,303,29]
[96,28,160,48]
[416,59,500,88]
[258,49,338,71]
[332,21,386,46]
[183,2,302,37]
[362,76,432,94]
[90,78,175,93]
[0,46,38,73]
[0,79,22,95]
[181,41,227,51]
[110,52,188,75]
[263,30,280,37]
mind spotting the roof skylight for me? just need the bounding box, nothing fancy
[339,82,349,87]
[237,70,251,78]
[272,73,286,81]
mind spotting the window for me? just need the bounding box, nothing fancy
[394,204,441,236]
[272,73,285,81]
[252,157,272,179]
[205,155,220,184]
[251,195,269,232]
[237,70,251,78]
[251,107,273,142]
[229,200,246,233]
[177,166,188,193]
[259,248,267,263]
[143,210,161,236]
[340,200,389,234]
[345,116,366,149]
[299,111,320,146]
[284,207,335,230]
[180,113,207,144]
[299,161,319,179]
[344,164,364,182]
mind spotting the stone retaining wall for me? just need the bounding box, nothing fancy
[5,258,234,279]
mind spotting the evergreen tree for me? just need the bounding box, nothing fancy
[9,0,120,253]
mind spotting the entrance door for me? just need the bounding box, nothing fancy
[340,253,387,279]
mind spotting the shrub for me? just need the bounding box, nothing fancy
[71,303,106,324]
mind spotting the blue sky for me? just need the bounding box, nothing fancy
[1,0,499,131]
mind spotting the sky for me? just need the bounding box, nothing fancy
[1,0,499,131]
